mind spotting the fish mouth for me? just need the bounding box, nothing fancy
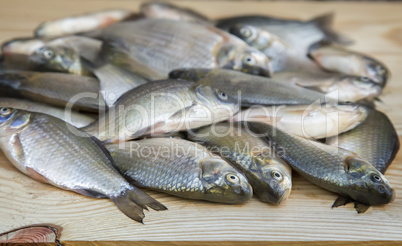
[389,188,396,203]
[243,66,272,77]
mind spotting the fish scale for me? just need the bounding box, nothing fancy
[100,20,224,78]
[327,109,400,174]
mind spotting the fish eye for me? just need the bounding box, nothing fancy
[239,27,252,37]
[271,171,283,181]
[0,107,11,116]
[225,173,240,184]
[217,90,228,100]
[242,55,256,66]
[371,173,382,183]
[42,49,54,59]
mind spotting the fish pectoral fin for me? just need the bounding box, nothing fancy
[73,189,107,198]
[354,202,370,214]
[332,196,353,208]
[110,187,167,223]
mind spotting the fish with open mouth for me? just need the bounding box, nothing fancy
[89,19,272,79]
[0,107,167,223]
[82,79,239,143]
[188,123,292,205]
[106,138,252,203]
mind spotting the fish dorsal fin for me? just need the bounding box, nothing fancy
[309,13,354,45]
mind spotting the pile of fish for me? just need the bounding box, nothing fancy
[0,2,399,223]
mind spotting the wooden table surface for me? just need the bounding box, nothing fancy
[1,0,402,243]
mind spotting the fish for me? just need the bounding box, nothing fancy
[187,123,292,205]
[230,103,368,139]
[169,68,326,106]
[0,71,104,112]
[308,43,389,87]
[34,9,134,37]
[1,37,45,55]
[0,108,167,223]
[243,121,395,206]
[326,108,400,213]
[140,2,212,25]
[217,13,352,59]
[91,19,272,79]
[272,71,382,102]
[228,24,320,72]
[91,64,149,107]
[0,97,96,128]
[106,138,252,203]
[1,36,102,60]
[82,79,239,143]
[29,46,93,76]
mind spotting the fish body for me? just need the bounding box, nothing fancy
[0,108,166,223]
[169,68,325,106]
[188,123,292,204]
[308,43,388,86]
[140,2,212,25]
[2,36,102,60]
[0,97,95,128]
[244,121,395,206]
[0,54,34,72]
[273,71,382,102]
[83,79,239,143]
[34,9,133,37]
[0,71,104,112]
[327,109,399,174]
[106,138,252,203]
[93,64,148,107]
[230,103,368,139]
[94,19,272,79]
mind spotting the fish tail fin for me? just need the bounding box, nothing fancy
[110,191,146,223]
[127,186,168,211]
[309,13,354,45]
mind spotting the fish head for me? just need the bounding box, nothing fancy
[363,57,389,87]
[320,102,368,133]
[254,156,292,205]
[229,24,259,46]
[193,85,240,120]
[199,157,252,203]
[0,107,31,136]
[333,76,382,102]
[235,48,273,77]
[217,42,272,77]
[344,157,395,205]
[30,46,79,73]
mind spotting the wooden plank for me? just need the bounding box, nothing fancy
[0,0,402,242]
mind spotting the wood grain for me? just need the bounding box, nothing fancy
[0,0,402,242]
